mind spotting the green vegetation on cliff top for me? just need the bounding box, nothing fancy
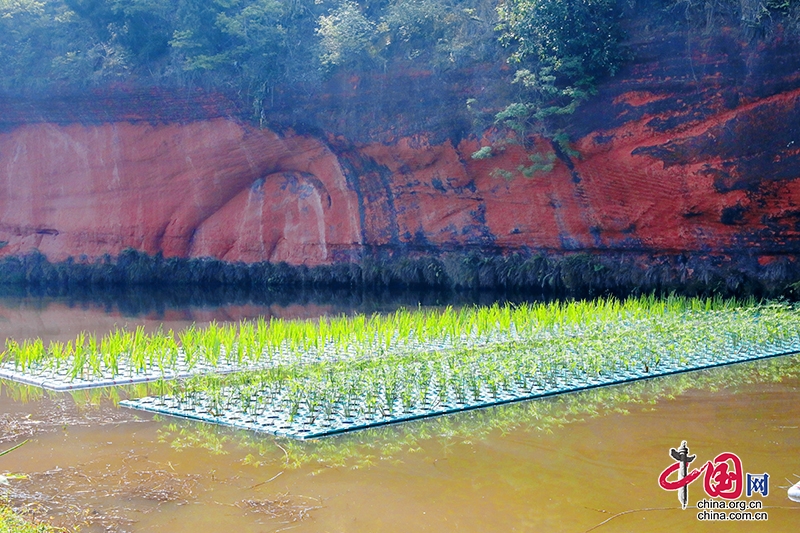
[1,0,798,161]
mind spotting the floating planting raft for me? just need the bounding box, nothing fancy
[3,297,800,438]
[0,308,534,391]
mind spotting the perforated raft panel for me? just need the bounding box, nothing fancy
[0,333,514,391]
[0,357,251,391]
[120,344,799,440]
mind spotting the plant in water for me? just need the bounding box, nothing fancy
[0,440,28,488]
[115,296,800,437]
[6,295,800,439]
[0,504,60,533]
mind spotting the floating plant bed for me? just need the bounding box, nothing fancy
[0,318,491,391]
[121,344,799,439]
[118,300,800,439]
[7,296,800,437]
[0,354,259,391]
[0,321,526,391]
[1,296,715,391]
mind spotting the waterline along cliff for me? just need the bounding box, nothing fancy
[1,4,799,296]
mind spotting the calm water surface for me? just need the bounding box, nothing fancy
[0,287,526,343]
[1,292,799,532]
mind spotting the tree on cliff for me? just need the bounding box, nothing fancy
[0,0,105,92]
[316,0,497,71]
[3,0,800,130]
[473,0,625,176]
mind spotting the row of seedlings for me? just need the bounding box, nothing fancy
[123,299,800,438]
[1,295,736,389]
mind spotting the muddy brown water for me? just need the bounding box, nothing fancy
[0,296,345,345]
[2,296,800,531]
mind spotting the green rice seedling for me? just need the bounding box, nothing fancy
[46,341,66,374]
[284,320,301,355]
[237,321,256,364]
[314,316,330,356]
[163,330,180,371]
[235,378,258,417]
[146,328,162,370]
[183,376,204,410]
[219,323,238,364]
[362,379,379,419]
[398,366,416,413]
[432,360,448,405]
[204,375,225,417]
[254,317,271,362]
[18,340,34,372]
[260,368,282,402]
[73,331,91,379]
[150,332,167,374]
[449,371,467,404]
[37,339,64,376]
[202,322,223,366]
[14,340,28,372]
[304,385,321,424]
[340,372,361,419]
[439,306,456,345]
[263,317,285,358]
[327,314,347,355]
[154,377,170,405]
[415,361,433,407]
[396,308,415,349]
[62,340,81,381]
[285,382,303,423]
[484,367,502,400]
[125,326,146,374]
[466,367,482,401]
[442,306,465,347]
[25,338,48,373]
[103,327,127,377]
[304,319,319,354]
[178,324,201,370]
[1,339,19,369]
[99,331,113,376]
[319,378,340,423]
[85,333,101,377]
[348,314,367,356]
[268,317,286,355]
[25,340,41,372]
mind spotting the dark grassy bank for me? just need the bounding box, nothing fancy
[0,249,798,299]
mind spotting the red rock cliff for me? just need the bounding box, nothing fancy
[1,26,799,267]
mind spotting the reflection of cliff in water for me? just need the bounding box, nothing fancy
[0,284,542,344]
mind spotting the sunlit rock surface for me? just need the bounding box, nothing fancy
[0,120,362,264]
[0,26,799,267]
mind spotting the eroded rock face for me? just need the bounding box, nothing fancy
[0,120,362,264]
[1,27,799,266]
